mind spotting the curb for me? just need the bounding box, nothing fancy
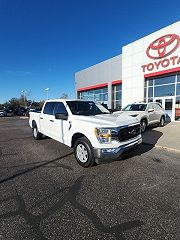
[142,142,180,154]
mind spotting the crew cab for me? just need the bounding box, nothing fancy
[29,99,142,167]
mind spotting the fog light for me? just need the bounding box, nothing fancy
[102,148,116,153]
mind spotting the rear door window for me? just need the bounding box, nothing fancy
[152,103,162,111]
[43,102,56,115]
[147,103,153,111]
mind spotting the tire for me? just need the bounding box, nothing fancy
[141,119,147,133]
[32,126,42,140]
[74,137,95,167]
[159,116,165,127]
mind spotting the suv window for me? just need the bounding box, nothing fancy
[152,103,162,110]
[43,102,56,115]
[54,102,68,115]
[147,103,154,111]
[123,104,147,111]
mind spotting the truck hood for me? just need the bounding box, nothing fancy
[72,114,139,127]
[113,111,145,119]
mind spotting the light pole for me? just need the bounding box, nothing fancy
[45,88,49,100]
[21,90,27,105]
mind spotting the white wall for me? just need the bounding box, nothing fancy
[122,21,180,107]
[75,55,122,90]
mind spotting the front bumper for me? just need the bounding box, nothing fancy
[93,137,142,159]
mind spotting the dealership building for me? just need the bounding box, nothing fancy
[75,21,180,121]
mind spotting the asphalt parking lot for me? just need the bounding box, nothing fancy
[0,117,179,240]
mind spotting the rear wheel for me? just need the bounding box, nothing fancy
[141,119,147,133]
[33,126,42,140]
[159,116,165,127]
[74,137,95,167]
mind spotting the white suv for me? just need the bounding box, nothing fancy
[114,102,166,132]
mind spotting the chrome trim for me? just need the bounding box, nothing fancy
[93,137,142,159]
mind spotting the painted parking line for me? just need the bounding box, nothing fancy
[20,117,29,119]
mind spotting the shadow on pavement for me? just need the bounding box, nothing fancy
[98,129,163,164]
[0,176,143,240]
[0,152,74,185]
[142,129,163,146]
[121,129,163,160]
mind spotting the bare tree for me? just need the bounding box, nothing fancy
[60,93,68,99]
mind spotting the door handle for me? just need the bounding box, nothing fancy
[40,117,43,119]
[50,120,54,122]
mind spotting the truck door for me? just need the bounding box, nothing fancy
[40,102,56,138]
[53,102,70,143]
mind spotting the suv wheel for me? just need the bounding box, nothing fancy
[141,119,147,133]
[159,116,165,127]
[74,137,95,167]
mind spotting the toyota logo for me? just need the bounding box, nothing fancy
[146,34,180,59]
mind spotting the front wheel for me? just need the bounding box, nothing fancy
[159,116,165,127]
[74,137,95,167]
[141,119,147,133]
[33,127,42,140]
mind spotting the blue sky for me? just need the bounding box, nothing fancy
[0,0,179,103]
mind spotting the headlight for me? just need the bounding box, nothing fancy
[94,128,112,143]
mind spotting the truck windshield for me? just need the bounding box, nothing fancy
[66,101,110,116]
[123,104,147,111]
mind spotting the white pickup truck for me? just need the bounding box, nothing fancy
[29,99,142,167]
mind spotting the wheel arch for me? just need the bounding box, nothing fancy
[32,120,37,128]
[71,132,89,148]
[141,117,148,125]
[161,114,166,120]
[160,114,166,125]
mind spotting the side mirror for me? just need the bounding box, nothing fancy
[55,113,68,120]
[148,108,154,113]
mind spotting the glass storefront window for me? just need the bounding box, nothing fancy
[113,101,122,110]
[144,88,147,101]
[103,88,108,93]
[116,91,122,99]
[176,83,180,96]
[112,84,122,110]
[154,75,175,86]
[154,84,175,97]
[94,95,100,101]
[175,96,180,121]
[78,87,108,104]
[145,73,180,120]
[148,87,153,98]
[148,80,153,86]
[177,74,180,83]
[94,89,100,94]
[116,85,122,91]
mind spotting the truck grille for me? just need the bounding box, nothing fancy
[118,124,140,142]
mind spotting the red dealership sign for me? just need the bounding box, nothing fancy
[141,34,180,75]
[146,34,180,59]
